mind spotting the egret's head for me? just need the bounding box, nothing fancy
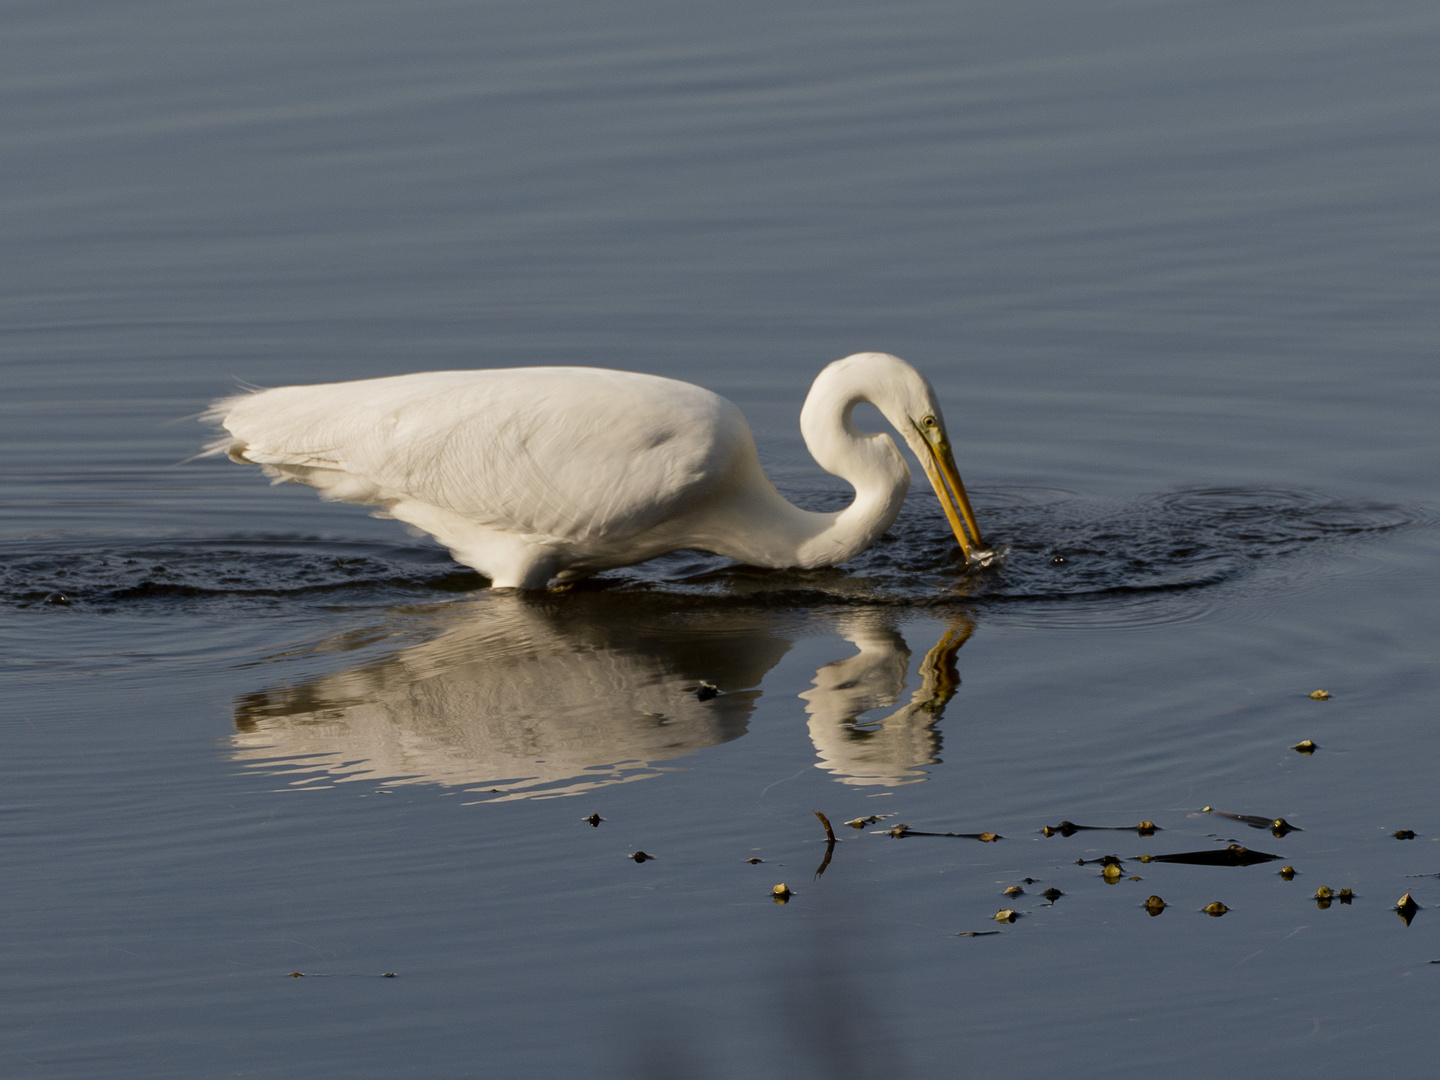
[825,352,985,562]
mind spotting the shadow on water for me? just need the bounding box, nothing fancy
[228,593,975,799]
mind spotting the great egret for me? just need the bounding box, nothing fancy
[204,351,984,589]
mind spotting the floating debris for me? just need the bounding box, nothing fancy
[957,931,1001,937]
[772,883,793,903]
[1201,806,1213,813]
[1292,740,1317,755]
[1077,855,1125,868]
[1315,886,1334,900]
[695,681,720,701]
[43,592,71,606]
[288,972,304,978]
[1102,864,1122,883]
[628,851,655,863]
[884,824,1001,841]
[1042,820,1161,838]
[1042,888,1064,904]
[1338,889,1354,904]
[1395,892,1420,926]
[814,811,838,843]
[1144,895,1167,916]
[1280,866,1296,880]
[1395,830,1417,840]
[1003,885,1025,897]
[994,909,1018,923]
[1212,811,1300,838]
[845,815,883,829]
[1309,690,1332,700]
[745,857,763,864]
[1139,845,1281,867]
[1203,902,1229,917]
[584,813,604,827]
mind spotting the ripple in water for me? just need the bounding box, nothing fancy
[1,488,1420,624]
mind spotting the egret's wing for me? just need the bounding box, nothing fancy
[208,368,741,543]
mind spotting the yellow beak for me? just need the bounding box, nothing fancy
[916,431,984,562]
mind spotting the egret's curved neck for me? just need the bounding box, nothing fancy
[689,368,911,570]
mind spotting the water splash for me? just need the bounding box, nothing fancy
[0,487,1419,620]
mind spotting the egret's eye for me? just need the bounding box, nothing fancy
[921,415,937,429]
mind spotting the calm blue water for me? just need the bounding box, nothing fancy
[3,1,1439,1077]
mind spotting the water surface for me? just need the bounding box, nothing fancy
[2,1,1439,1077]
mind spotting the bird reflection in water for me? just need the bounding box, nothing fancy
[802,614,970,786]
[230,593,972,799]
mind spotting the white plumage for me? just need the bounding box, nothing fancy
[204,352,983,588]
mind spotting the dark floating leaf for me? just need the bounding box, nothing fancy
[1042,819,1161,838]
[382,972,396,978]
[1292,740,1317,755]
[1394,830,1417,840]
[1280,866,1296,880]
[957,930,1001,937]
[584,813,604,827]
[1213,811,1300,837]
[1338,889,1354,904]
[628,851,655,863]
[886,825,1000,841]
[1077,855,1125,867]
[1042,887,1064,904]
[1138,844,1281,867]
[694,681,720,701]
[1144,895,1167,916]
[288,972,304,978]
[1203,902,1229,917]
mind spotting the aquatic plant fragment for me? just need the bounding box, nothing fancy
[1138,845,1280,867]
[1292,740,1317,755]
[1309,690,1331,700]
[1041,820,1160,837]
[884,824,1000,841]
[1395,892,1420,926]
[1203,902,1228,917]
[1212,811,1300,837]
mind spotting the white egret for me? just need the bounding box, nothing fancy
[204,351,984,589]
